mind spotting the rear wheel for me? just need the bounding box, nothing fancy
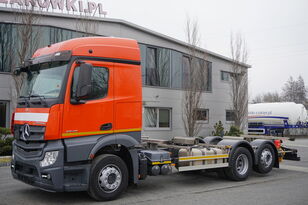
[88,154,128,201]
[254,144,275,174]
[224,147,252,181]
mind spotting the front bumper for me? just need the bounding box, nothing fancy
[11,140,91,192]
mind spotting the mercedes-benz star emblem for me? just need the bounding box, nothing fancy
[21,124,30,141]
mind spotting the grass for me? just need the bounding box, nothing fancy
[0,157,11,163]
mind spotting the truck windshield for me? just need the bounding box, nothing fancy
[20,61,68,99]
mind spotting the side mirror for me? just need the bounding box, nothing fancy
[75,63,92,101]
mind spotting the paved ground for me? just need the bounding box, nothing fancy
[1,139,308,205]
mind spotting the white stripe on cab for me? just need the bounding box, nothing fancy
[15,113,49,122]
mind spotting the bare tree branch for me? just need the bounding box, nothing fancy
[230,33,248,130]
[11,6,41,102]
[182,17,208,137]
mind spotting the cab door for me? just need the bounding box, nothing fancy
[62,60,114,139]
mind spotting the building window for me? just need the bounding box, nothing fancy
[146,47,157,86]
[182,56,191,89]
[72,66,109,101]
[0,101,9,128]
[182,56,212,92]
[0,23,93,74]
[207,62,212,91]
[171,51,182,89]
[140,44,212,92]
[144,107,171,129]
[139,44,147,85]
[194,109,209,123]
[145,47,170,87]
[221,71,231,81]
[226,110,235,122]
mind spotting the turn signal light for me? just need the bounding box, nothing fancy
[274,140,281,149]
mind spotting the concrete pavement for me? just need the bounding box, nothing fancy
[1,139,307,205]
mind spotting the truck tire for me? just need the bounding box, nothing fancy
[224,147,252,181]
[254,144,275,174]
[88,154,128,201]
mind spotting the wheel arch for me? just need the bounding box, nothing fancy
[202,136,223,145]
[218,139,255,166]
[89,133,140,184]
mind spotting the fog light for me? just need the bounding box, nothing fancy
[40,151,59,167]
[41,174,51,180]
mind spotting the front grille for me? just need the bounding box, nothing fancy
[14,124,45,141]
[14,140,46,158]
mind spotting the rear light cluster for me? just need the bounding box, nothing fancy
[274,139,281,149]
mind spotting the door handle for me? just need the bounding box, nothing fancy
[100,123,112,131]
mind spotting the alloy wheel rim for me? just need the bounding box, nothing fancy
[260,148,273,168]
[235,154,249,175]
[98,165,122,193]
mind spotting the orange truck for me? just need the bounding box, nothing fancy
[10,37,299,201]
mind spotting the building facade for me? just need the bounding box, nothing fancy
[0,7,250,139]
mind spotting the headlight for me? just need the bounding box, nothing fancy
[40,151,59,167]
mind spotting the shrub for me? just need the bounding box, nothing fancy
[0,136,14,156]
[0,145,12,156]
[0,127,11,140]
[212,121,225,136]
[225,126,243,136]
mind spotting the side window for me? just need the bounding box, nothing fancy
[226,110,235,122]
[144,107,172,129]
[221,71,230,81]
[71,66,109,101]
[194,109,209,123]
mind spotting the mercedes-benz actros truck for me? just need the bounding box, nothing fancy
[11,37,299,201]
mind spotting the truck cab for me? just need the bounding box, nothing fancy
[11,37,142,200]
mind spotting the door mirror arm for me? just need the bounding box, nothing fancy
[70,98,86,105]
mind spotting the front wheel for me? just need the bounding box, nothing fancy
[224,147,252,181]
[88,154,128,201]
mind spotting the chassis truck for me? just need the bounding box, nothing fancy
[10,37,299,201]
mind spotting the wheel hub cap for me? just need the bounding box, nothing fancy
[98,165,122,193]
[260,149,273,168]
[236,154,249,175]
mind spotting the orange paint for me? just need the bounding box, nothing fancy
[17,37,142,141]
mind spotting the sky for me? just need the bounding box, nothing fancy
[100,0,308,99]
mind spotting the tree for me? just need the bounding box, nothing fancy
[182,18,208,137]
[251,94,262,104]
[263,91,281,102]
[252,91,282,103]
[230,33,248,130]
[282,76,307,104]
[12,6,41,99]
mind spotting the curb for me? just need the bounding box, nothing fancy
[0,162,11,167]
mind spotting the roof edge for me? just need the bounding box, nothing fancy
[0,7,251,68]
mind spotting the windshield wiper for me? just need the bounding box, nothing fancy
[19,96,31,107]
[29,94,48,107]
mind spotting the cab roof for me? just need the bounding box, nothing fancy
[32,37,140,62]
